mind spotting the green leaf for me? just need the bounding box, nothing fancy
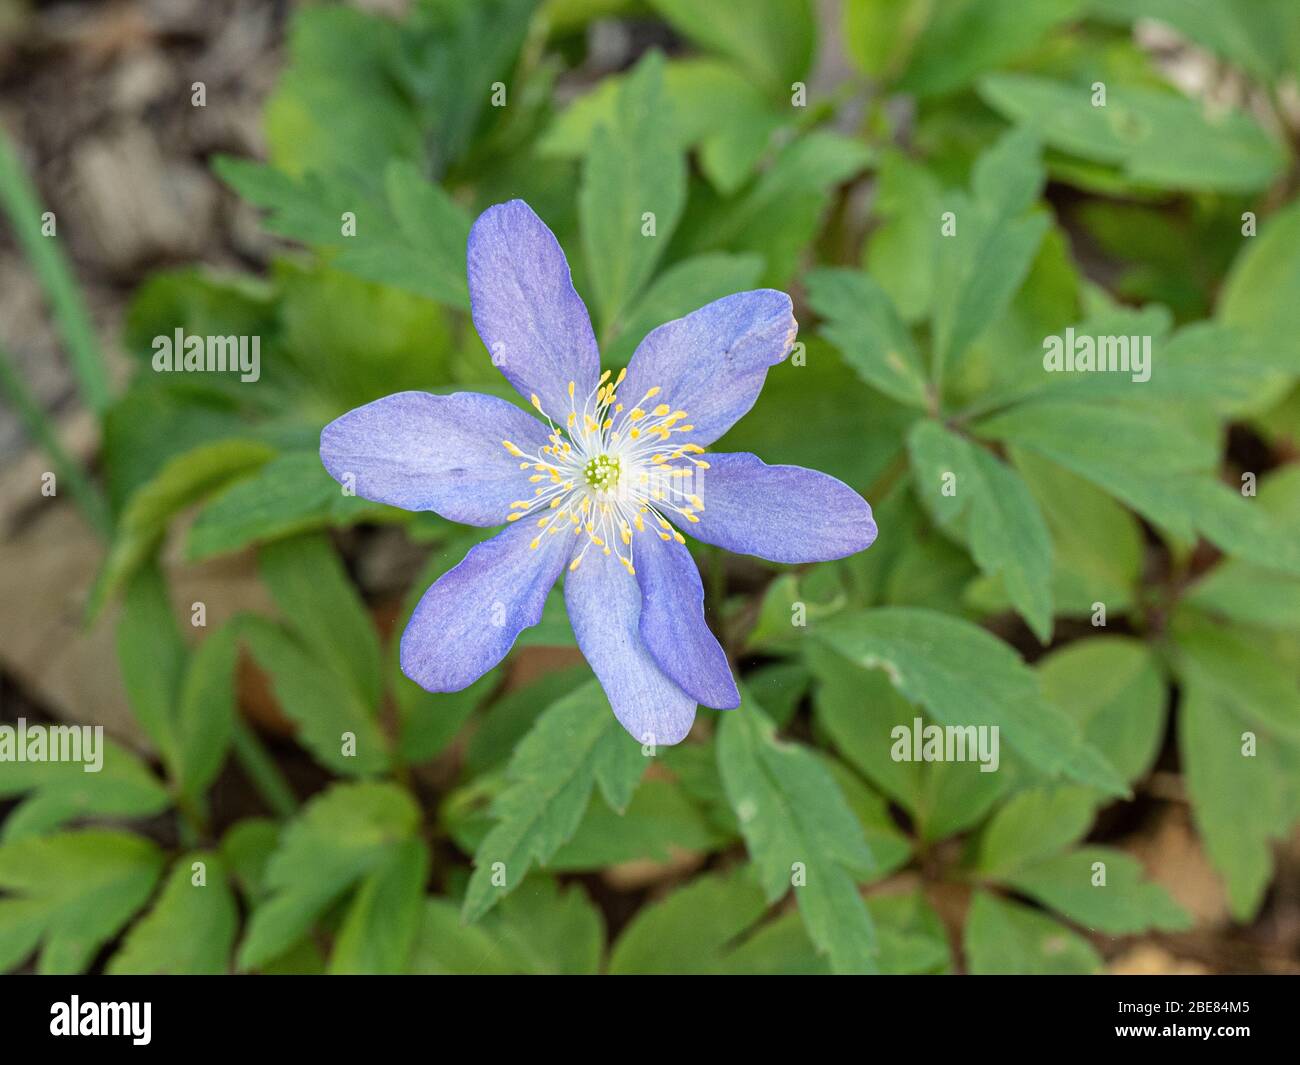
[116,562,187,756]
[115,571,241,802]
[403,0,539,167]
[1187,561,1300,632]
[1179,476,1300,576]
[717,692,878,974]
[1172,614,1300,740]
[397,669,497,765]
[1185,466,1300,631]
[461,680,646,921]
[443,773,725,872]
[475,878,604,975]
[91,439,276,618]
[1089,0,1296,84]
[868,891,953,974]
[0,830,164,974]
[1010,448,1144,616]
[1177,667,1296,922]
[329,838,429,974]
[1220,199,1300,377]
[262,6,421,183]
[746,570,847,654]
[826,759,913,875]
[744,660,811,728]
[839,479,981,611]
[1028,321,1296,417]
[862,149,944,322]
[1172,607,1300,920]
[258,533,383,710]
[0,738,169,843]
[189,451,390,561]
[173,622,240,801]
[463,665,591,776]
[814,608,1128,794]
[647,0,814,93]
[974,397,1220,540]
[963,891,1102,975]
[609,869,942,975]
[275,257,455,411]
[412,878,603,975]
[609,867,769,974]
[215,158,472,309]
[220,818,280,901]
[102,382,264,514]
[1038,637,1166,786]
[976,786,1096,877]
[580,51,687,335]
[239,615,390,776]
[720,911,833,974]
[979,72,1286,194]
[107,853,238,974]
[678,131,872,287]
[842,0,931,81]
[907,420,1054,640]
[543,778,729,870]
[369,161,474,305]
[805,268,931,408]
[807,640,1011,840]
[932,129,1050,378]
[947,222,1083,412]
[121,266,277,380]
[541,58,782,196]
[1003,846,1190,934]
[897,0,1084,97]
[237,782,420,970]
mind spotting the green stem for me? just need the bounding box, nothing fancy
[231,717,298,818]
[0,128,111,416]
[0,344,111,536]
[174,793,207,847]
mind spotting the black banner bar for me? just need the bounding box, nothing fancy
[0,975,1289,1052]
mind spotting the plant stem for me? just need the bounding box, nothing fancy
[0,344,111,536]
[230,717,299,818]
[0,128,111,416]
[174,792,207,847]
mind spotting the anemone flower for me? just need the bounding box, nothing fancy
[320,200,877,745]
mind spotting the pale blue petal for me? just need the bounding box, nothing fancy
[689,451,877,563]
[468,200,600,419]
[634,535,739,710]
[400,518,570,691]
[320,391,551,527]
[564,549,698,745]
[617,290,796,446]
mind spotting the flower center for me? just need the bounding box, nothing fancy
[499,369,709,576]
[583,454,620,492]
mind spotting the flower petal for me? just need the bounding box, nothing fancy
[618,290,796,446]
[688,451,877,563]
[634,535,739,710]
[400,518,569,691]
[565,549,697,745]
[320,391,549,527]
[468,200,600,418]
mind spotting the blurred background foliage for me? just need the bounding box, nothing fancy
[1,0,1299,974]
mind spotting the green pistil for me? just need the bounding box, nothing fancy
[584,454,620,492]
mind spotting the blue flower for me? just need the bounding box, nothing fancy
[320,200,877,744]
